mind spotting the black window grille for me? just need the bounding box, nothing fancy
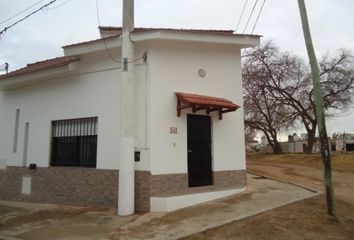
[50,117,98,168]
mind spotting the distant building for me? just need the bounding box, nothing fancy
[262,134,321,153]
[288,133,300,142]
[332,132,354,152]
[261,136,268,146]
[300,133,308,141]
[245,140,259,153]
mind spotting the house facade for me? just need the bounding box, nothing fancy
[0,27,260,212]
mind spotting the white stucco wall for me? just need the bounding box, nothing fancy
[0,39,247,174]
[0,49,149,170]
[148,41,245,175]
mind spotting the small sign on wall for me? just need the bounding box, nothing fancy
[22,176,31,194]
[170,127,177,134]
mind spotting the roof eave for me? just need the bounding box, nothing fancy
[132,31,261,48]
[0,62,78,90]
[63,31,261,56]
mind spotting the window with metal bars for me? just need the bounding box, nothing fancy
[50,117,98,168]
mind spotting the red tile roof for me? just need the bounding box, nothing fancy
[176,92,240,109]
[0,56,80,80]
[176,92,240,119]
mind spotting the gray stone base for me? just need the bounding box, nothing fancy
[150,170,247,197]
[0,167,246,212]
[0,166,118,208]
[133,170,246,211]
[135,171,151,212]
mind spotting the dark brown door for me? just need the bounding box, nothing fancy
[187,114,213,187]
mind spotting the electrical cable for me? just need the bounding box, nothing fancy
[0,0,58,37]
[95,0,122,63]
[47,0,74,10]
[0,0,47,26]
[251,0,266,34]
[235,0,249,33]
[95,0,144,63]
[242,0,259,34]
[0,63,8,70]
[0,63,9,73]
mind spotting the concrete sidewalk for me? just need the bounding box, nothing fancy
[106,174,318,240]
[0,174,318,240]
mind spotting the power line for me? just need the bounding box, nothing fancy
[251,0,266,34]
[0,63,9,73]
[0,0,58,37]
[95,0,121,63]
[95,0,144,64]
[235,0,249,33]
[47,0,74,10]
[0,0,47,26]
[242,0,259,34]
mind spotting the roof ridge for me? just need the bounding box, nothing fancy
[99,26,234,33]
[62,34,120,49]
[65,27,261,49]
[0,55,80,80]
[26,56,78,67]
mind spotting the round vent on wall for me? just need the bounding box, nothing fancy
[198,68,206,78]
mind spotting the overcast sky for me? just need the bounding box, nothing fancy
[0,0,353,135]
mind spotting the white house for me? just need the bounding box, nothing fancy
[333,132,354,152]
[0,27,260,212]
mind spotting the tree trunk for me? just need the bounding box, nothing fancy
[305,126,316,153]
[265,130,284,154]
[274,140,283,154]
[271,140,283,154]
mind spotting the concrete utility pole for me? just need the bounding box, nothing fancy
[118,0,135,216]
[297,0,336,218]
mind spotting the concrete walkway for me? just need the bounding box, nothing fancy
[106,174,318,240]
[0,174,318,240]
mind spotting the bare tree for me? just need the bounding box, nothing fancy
[320,49,354,114]
[244,124,256,143]
[243,47,297,153]
[243,41,354,153]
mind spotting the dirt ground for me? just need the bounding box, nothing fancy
[247,153,354,205]
[0,203,138,240]
[184,153,354,240]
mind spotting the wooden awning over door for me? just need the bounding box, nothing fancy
[176,92,240,120]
